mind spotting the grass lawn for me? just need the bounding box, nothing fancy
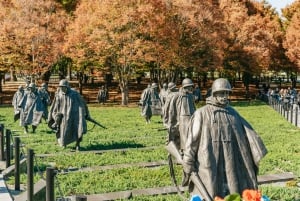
[0,100,299,200]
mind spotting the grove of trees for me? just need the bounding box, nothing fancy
[1,0,300,105]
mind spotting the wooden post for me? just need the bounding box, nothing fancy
[290,104,293,123]
[0,124,4,161]
[280,104,282,115]
[46,167,55,201]
[296,107,298,127]
[15,137,20,191]
[27,149,34,201]
[5,129,11,168]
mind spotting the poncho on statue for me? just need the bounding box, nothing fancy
[182,96,267,199]
[48,87,89,147]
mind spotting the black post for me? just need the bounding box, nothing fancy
[290,104,293,123]
[27,149,34,201]
[280,104,282,115]
[15,137,20,191]
[0,124,4,161]
[46,167,55,201]
[296,107,298,127]
[5,129,11,168]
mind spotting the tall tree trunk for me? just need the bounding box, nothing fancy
[10,67,17,81]
[121,87,129,105]
[78,71,83,95]
[68,65,72,81]
[0,73,3,93]
[119,79,129,105]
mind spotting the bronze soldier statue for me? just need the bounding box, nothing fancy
[12,85,24,122]
[18,83,44,133]
[165,78,196,152]
[181,78,267,200]
[48,79,90,151]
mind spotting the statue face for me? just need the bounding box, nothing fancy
[214,90,229,105]
[184,86,194,94]
[60,86,68,93]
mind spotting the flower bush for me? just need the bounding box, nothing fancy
[191,189,270,201]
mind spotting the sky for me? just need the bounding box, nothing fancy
[267,0,295,14]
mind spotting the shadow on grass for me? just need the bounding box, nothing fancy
[81,141,145,151]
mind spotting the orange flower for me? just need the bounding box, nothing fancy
[214,196,225,201]
[242,189,262,201]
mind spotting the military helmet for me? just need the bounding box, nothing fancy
[59,79,69,88]
[211,78,232,94]
[163,83,167,88]
[18,85,24,90]
[151,83,158,88]
[168,82,176,90]
[28,83,36,89]
[182,78,194,88]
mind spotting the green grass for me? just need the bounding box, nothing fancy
[0,101,299,200]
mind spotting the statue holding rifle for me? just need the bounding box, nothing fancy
[48,79,106,151]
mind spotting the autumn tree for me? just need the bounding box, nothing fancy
[219,0,285,88]
[64,0,175,104]
[0,0,69,84]
[283,1,300,72]
[143,0,229,85]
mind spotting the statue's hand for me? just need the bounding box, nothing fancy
[181,171,191,186]
[55,113,63,124]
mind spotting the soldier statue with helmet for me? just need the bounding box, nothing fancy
[18,82,45,133]
[178,78,267,200]
[12,85,25,122]
[162,82,178,127]
[159,82,168,107]
[164,78,196,152]
[48,79,91,151]
[150,82,162,116]
[38,82,51,121]
[139,82,161,123]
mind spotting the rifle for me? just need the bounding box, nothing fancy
[166,141,213,201]
[86,116,107,129]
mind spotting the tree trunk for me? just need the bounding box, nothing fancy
[78,72,83,95]
[0,73,3,93]
[10,67,17,81]
[79,79,83,95]
[121,88,129,105]
[68,65,72,81]
[119,80,129,105]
